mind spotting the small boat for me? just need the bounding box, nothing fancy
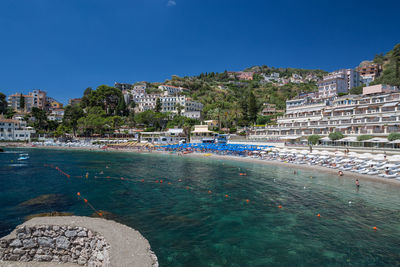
[17,154,29,161]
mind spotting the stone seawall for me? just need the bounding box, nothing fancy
[0,225,109,266]
[0,216,158,267]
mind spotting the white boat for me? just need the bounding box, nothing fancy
[17,153,29,161]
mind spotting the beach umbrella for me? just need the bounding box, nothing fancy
[334,151,345,156]
[387,156,400,162]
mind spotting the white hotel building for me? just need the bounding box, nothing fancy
[0,116,35,141]
[250,84,400,140]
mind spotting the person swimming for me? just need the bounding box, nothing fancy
[338,170,344,176]
[355,179,360,187]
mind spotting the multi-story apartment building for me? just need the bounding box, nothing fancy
[29,90,47,109]
[161,96,203,118]
[0,116,35,141]
[114,83,132,91]
[318,69,359,98]
[357,63,382,86]
[260,103,285,116]
[7,93,34,113]
[158,85,189,95]
[68,98,81,106]
[47,109,65,122]
[250,85,400,140]
[136,94,160,112]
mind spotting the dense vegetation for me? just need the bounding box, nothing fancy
[372,43,400,86]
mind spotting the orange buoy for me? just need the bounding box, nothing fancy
[317,213,321,217]
[208,190,212,194]
[84,199,88,203]
[77,192,81,196]
[160,180,163,183]
[168,182,172,185]
[225,194,229,198]
[245,199,250,203]
[278,205,282,209]
[373,226,377,230]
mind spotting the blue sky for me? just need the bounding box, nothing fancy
[0,0,399,103]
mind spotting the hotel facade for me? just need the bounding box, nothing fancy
[250,84,400,140]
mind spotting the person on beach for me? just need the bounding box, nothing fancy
[355,179,360,187]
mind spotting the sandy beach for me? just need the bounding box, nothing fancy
[4,142,400,187]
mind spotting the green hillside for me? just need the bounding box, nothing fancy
[372,43,400,86]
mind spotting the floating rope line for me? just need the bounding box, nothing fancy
[43,164,379,231]
[76,192,103,217]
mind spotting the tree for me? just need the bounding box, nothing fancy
[388,132,400,141]
[308,135,321,145]
[155,98,162,113]
[349,86,363,95]
[176,104,183,116]
[31,107,48,130]
[19,93,25,112]
[256,115,271,125]
[63,105,84,136]
[248,91,258,124]
[0,93,7,114]
[5,107,16,119]
[329,131,344,141]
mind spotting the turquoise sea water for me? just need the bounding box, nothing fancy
[1,148,400,266]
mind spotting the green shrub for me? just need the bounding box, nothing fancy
[329,132,344,141]
[388,132,400,141]
[357,135,373,142]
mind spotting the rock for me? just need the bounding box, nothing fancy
[96,251,104,261]
[53,225,60,231]
[78,256,87,265]
[52,255,60,261]
[96,240,104,249]
[22,239,37,249]
[34,254,53,261]
[13,248,26,254]
[32,230,41,237]
[56,236,70,249]
[9,239,22,247]
[0,240,9,248]
[77,230,87,237]
[65,230,77,238]
[61,255,70,262]
[88,230,93,238]
[8,254,20,261]
[17,233,27,239]
[29,249,36,256]
[38,237,54,248]
[20,254,32,261]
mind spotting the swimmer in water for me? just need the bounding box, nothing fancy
[355,179,360,187]
[338,170,344,176]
